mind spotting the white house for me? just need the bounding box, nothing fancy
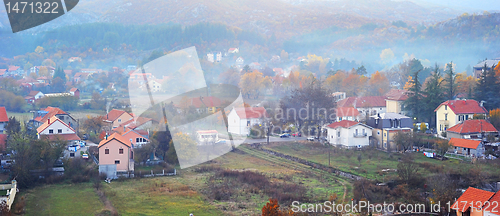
[236,57,245,67]
[325,120,372,148]
[335,107,360,122]
[37,116,80,142]
[227,107,268,136]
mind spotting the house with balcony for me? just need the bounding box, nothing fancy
[227,107,268,136]
[446,119,498,140]
[325,120,372,148]
[112,127,149,148]
[366,113,413,151]
[434,99,488,136]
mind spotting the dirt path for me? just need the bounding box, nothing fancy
[95,187,118,216]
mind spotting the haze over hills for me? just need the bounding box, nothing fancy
[0,0,463,38]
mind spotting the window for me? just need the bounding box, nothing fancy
[337,131,340,137]
[377,131,380,135]
[115,160,120,164]
[49,129,53,134]
[58,129,62,133]
[247,120,250,126]
[465,115,469,120]
[355,129,358,135]
[105,149,109,154]
[384,132,386,137]
[119,149,124,154]
[362,129,365,134]
[118,119,121,123]
[445,105,447,110]
[445,114,448,121]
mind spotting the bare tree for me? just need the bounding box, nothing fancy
[397,155,420,184]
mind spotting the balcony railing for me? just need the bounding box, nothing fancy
[353,133,367,137]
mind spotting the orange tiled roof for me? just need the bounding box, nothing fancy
[447,119,498,134]
[103,109,129,122]
[484,191,500,215]
[453,187,495,212]
[449,138,481,149]
[384,89,409,101]
[98,133,132,148]
[34,107,68,123]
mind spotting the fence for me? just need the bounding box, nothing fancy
[135,169,176,178]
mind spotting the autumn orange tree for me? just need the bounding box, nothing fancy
[239,71,272,99]
[262,198,295,216]
[490,108,500,131]
[368,71,390,96]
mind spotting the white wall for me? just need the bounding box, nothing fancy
[39,120,74,135]
[327,125,372,148]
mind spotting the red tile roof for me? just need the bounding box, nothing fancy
[453,187,495,212]
[326,120,359,129]
[384,89,409,101]
[98,133,132,148]
[0,134,6,151]
[103,109,129,122]
[27,91,41,97]
[434,99,487,114]
[0,107,8,122]
[34,107,68,123]
[447,119,498,134]
[40,133,80,141]
[484,191,500,215]
[449,138,481,149]
[337,96,386,108]
[336,107,360,118]
[69,88,78,92]
[8,66,20,71]
[234,107,268,119]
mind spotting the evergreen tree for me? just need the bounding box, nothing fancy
[444,62,457,100]
[474,63,500,110]
[403,68,423,121]
[356,65,367,76]
[422,64,444,127]
[53,67,66,83]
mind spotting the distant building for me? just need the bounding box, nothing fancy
[473,58,500,78]
[228,48,239,54]
[24,91,44,104]
[228,107,268,136]
[335,107,360,122]
[366,113,413,151]
[196,130,218,145]
[453,187,500,216]
[37,116,80,142]
[325,120,372,148]
[446,119,498,140]
[384,89,409,115]
[0,107,8,134]
[33,107,78,129]
[236,57,245,67]
[434,99,487,136]
[69,88,80,99]
[449,138,484,157]
[103,109,134,130]
[98,133,134,179]
[337,96,386,120]
[332,92,346,102]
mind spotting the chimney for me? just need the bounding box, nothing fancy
[48,118,50,124]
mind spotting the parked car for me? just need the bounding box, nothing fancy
[292,132,302,137]
[280,133,290,138]
[307,136,315,141]
[82,134,88,140]
[82,153,89,159]
[215,139,226,144]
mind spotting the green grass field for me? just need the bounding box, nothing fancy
[23,183,105,216]
[263,141,500,181]
[102,177,223,216]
